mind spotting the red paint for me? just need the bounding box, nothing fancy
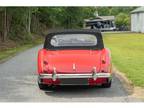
[37,48,112,85]
[88,78,107,86]
[42,79,60,85]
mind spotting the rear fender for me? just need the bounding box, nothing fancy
[100,48,112,73]
[37,49,47,74]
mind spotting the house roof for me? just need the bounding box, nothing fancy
[131,7,144,14]
[84,16,115,22]
[99,16,115,20]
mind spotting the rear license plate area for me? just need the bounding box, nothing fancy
[60,78,88,85]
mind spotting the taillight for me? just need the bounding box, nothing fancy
[101,54,106,72]
[101,56,106,64]
[101,70,105,73]
[43,61,49,73]
[102,60,106,64]
[43,70,48,73]
[43,61,48,65]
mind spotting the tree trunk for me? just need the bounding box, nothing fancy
[0,11,2,41]
[3,8,7,42]
[6,12,11,34]
[27,8,31,34]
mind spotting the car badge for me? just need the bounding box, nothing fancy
[73,63,76,71]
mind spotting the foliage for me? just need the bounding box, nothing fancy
[0,37,44,61]
[8,8,30,41]
[97,7,111,16]
[97,7,136,27]
[115,13,130,27]
[0,7,137,43]
[37,7,97,29]
[38,7,62,28]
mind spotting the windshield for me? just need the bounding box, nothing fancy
[50,34,97,47]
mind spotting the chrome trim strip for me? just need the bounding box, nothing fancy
[39,73,111,79]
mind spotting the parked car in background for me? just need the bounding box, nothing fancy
[37,29,112,90]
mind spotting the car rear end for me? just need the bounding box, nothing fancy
[37,30,112,90]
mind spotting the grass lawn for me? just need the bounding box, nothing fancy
[103,32,144,87]
[1,32,144,87]
[0,37,44,61]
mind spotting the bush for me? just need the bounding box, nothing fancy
[115,13,130,27]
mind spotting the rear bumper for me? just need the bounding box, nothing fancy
[38,73,112,85]
[39,73,111,80]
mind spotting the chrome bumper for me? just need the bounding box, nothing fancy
[39,73,111,81]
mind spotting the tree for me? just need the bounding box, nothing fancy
[0,7,8,42]
[59,7,97,28]
[0,7,138,43]
[97,7,111,16]
[4,8,7,41]
[115,13,130,27]
[27,7,31,35]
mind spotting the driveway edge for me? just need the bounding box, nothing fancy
[113,65,144,100]
[113,66,134,95]
[0,53,17,64]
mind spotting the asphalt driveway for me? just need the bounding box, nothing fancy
[0,45,141,102]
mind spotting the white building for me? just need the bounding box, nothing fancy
[131,7,144,33]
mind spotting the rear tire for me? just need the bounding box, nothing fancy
[102,81,111,88]
[38,82,48,90]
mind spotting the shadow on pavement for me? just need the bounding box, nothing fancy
[44,84,128,99]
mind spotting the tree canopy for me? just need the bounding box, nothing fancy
[0,7,136,43]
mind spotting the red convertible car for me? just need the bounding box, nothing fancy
[37,29,112,90]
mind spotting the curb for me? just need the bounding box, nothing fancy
[113,65,144,100]
[113,66,134,95]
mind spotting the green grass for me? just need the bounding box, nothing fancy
[103,32,144,87]
[1,32,144,87]
[0,37,44,61]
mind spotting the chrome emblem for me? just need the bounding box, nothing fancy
[73,63,76,71]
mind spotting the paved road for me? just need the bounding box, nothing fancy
[0,45,141,102]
